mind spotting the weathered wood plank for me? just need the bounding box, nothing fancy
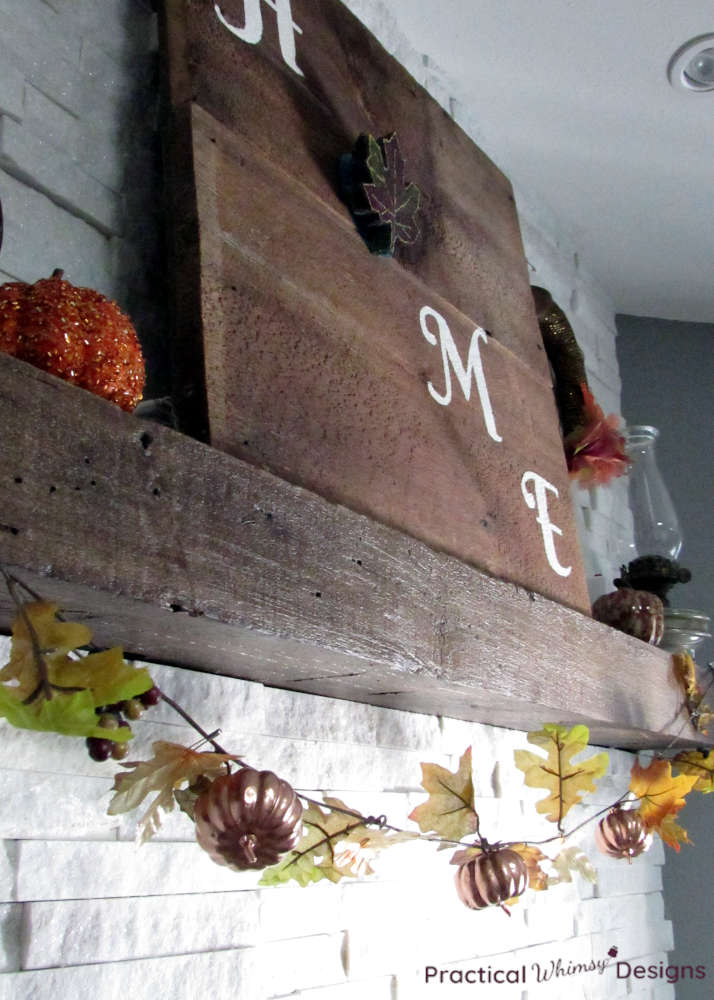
[161,0,544,373]
[160,1,593,612]
[0,355,707,751]
[190,105,585,609]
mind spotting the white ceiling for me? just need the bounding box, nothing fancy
[387,0,714,323]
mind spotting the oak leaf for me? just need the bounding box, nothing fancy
[409,747,479,844]
[673,749,714,794]
[363,133,422,254]
[629,758,697,846]
[0,601,151,740]
[672,652,714,733]
[48,646,153,708]
[0,601,91,701]
[107,741,241,844]
[673,651,699,701]
[0,683,104,737]
[260,797,415,887]
[513,724,609,829]
[548,846,598,887]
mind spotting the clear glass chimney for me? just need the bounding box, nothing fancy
[624,425,683,561]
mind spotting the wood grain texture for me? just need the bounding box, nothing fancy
[161,0,544,371]
[0,355,708,752]
[190,106,587,610]
[159,0,592,612]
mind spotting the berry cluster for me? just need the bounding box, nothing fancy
[86,686,161,762]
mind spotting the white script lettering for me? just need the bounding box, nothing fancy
[520,471,572,577]
[215,0,304,76]
[419,305,502,442]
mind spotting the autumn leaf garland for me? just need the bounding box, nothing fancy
[0,589,711,909]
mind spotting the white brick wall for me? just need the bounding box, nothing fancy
[0,639,673,999]
[0,0,165,393]
[0,1,666,998]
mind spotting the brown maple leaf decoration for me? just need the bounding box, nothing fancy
[339,133,422,256]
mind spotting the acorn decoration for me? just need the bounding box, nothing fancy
[194,767,304,871]
[454,845,529,910]
[595,807,652,860]
[592,584,664,644]
[0,269,145,411]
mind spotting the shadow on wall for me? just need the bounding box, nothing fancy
[616,314,713,666]
[617,312,714,1000]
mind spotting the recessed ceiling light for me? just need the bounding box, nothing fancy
[668,34,714,91]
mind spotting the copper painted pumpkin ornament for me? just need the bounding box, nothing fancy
[595,807,652,860]
[0,269,145,411]
[455,845,529,910]
[592,586,664,645]
[194,767,304,871]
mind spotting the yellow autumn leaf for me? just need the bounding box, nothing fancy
[658,814,692,852]
[629,758,698,842]
[48,647,152,706]
[0,601,91,700]
[408,747,479,844]
[673,749,714,793]
[513,724,609,829]
[510,843,549,892]
[695,706,714,735]
[673,651,699,700]
[548,846,598,886]
[107,741,242,844]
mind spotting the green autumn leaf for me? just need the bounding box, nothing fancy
[514,724,609,828]
[49,647,153,707]
[0,682,132,739]
[260,800,354,887]
[365,134,386,184]
[549,846,598,887]
[0,599,152,743]
[408,747,479,844]
[673,749,714,793]
[259,849,327,888]
[260,797,413,887]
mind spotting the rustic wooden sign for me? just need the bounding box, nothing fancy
[159,0,591,613]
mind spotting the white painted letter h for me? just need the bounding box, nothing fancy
[215,0,304,76]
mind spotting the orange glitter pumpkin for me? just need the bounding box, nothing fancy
[0,269,145,411]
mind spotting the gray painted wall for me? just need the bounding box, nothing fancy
[617,314,714,999]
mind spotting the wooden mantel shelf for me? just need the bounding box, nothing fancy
[0,355,708,751]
